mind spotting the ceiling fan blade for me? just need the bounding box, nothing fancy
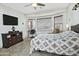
[24,3,32,7]
[37,3,45,6]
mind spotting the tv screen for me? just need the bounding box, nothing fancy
[3,14,18,25]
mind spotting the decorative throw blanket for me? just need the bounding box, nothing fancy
[30,31,79,56]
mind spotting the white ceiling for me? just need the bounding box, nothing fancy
[2,3,70,15]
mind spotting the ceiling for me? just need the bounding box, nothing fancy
[1,3,70,15]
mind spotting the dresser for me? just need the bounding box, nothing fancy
[2,31,23,48]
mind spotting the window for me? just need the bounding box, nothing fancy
[37,17,52,34]
[54,15,63,32]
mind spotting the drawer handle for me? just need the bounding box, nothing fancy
[9,42,11,43]
[9,39,11,40]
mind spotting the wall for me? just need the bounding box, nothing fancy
[27,8,68,34]
[27,3,79,35]
[27,3,79,33]
[65,3,79,30]
[0,4,27,48]
[66,3,77,29]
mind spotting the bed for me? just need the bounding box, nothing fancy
[29,24,79,56]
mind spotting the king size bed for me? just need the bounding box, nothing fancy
[29,24,79,56]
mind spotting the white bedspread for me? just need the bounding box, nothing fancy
[30,31,79,56]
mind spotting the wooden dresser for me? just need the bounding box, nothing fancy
[2,31,23,48]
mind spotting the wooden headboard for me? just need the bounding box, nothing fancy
[71,24,79,33]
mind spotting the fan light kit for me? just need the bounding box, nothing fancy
[24,3,45,10]
[32,3,37,7]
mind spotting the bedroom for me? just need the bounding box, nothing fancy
[0,3,79,56]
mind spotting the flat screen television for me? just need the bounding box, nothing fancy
[3,14,18,25]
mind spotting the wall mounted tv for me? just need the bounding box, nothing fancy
[3,14,18,25]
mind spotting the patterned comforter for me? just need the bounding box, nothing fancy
[30,31,79,56]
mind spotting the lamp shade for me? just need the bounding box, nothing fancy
[66,24,69,28]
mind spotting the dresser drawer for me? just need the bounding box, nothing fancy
[2,31,23,48]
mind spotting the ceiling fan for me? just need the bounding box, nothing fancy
[24,3,45,10]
